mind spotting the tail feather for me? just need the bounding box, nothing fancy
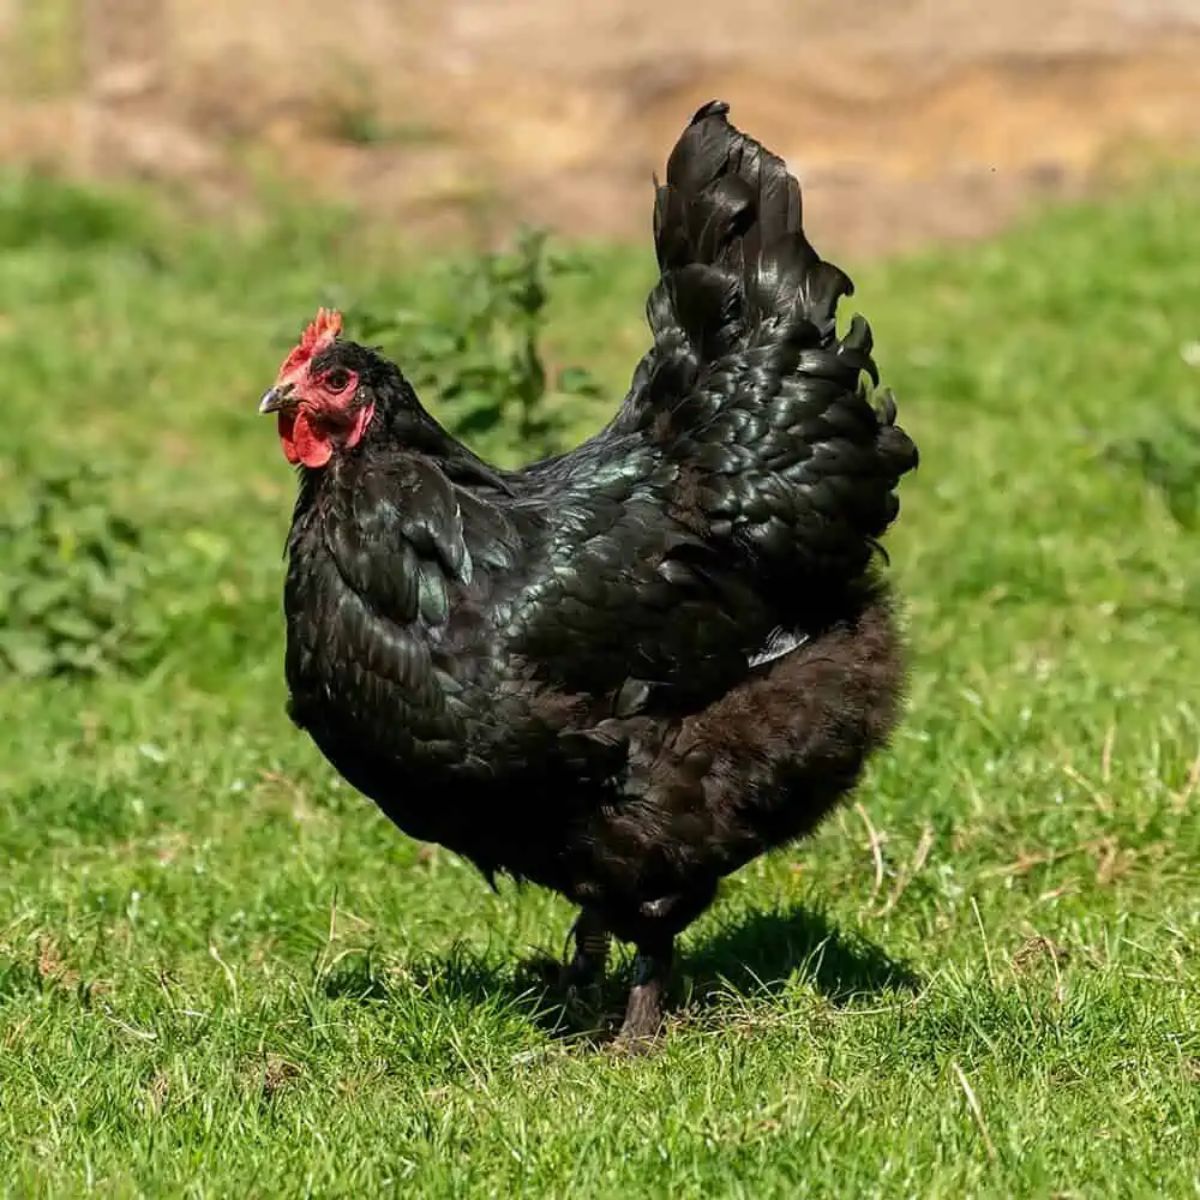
[631,102,918,584]
[652,100,850,349]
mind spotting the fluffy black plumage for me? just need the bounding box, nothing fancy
[269,101,919,1044]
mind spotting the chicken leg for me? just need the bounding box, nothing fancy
[563,907,610,998]
[615,936,674,1049]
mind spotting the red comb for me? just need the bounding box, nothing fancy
[276,307,343,382]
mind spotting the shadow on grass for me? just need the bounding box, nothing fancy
[320,903,918,1043]
[684,905,920,1005]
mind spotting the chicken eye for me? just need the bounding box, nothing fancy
[325,368,351,392]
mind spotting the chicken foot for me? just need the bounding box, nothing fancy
[564,908,673,1048]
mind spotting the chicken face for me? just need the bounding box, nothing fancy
[260,308,374,468]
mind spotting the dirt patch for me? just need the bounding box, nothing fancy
[2,0,1200,257]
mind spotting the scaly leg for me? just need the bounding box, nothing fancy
[615,936,674,1050]
[563,907,610,998]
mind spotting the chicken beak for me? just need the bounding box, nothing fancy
[259,385,291,414]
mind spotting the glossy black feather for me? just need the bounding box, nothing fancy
[276,102,918,985]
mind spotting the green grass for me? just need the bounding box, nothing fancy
[1,169,1199,1198]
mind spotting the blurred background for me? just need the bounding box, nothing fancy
[3,0,1200,256]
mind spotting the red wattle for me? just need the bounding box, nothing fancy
[277,412,301,464]
[278,411,332,468]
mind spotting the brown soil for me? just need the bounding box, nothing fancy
[2,0,1199,257]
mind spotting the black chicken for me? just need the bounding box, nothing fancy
[260,101,918,1044]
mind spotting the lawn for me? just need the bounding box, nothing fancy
[1,170,1198,1198]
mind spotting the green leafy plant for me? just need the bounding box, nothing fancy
[0,466,161,678]
[348,228,602,462]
